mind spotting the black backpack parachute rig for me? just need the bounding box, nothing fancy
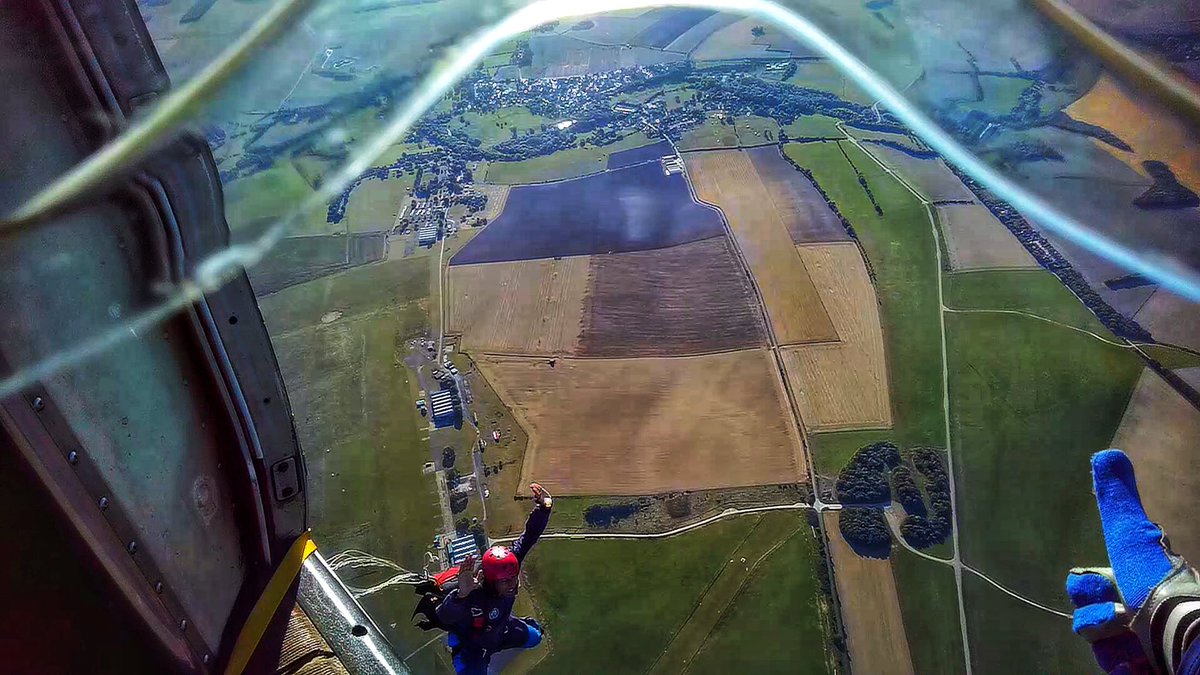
[411,565,462,632]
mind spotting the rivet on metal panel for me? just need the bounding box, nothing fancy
[179,619,188,632]
[127,541,137,554]
[67,451,78,465]
[31,396,44,411]
[154,581,164,594]
[98,497,109,510]
[203,654,210,665]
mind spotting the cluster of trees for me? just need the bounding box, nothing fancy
[891,465,923,516]
[899,448,953,549]
[1133,160,1200,209]
[459,192,488,215]
[490,127,577,160]
[988,138,1064,166]
[696,75,892,132]
[835,441,901,504]
[665,494,691,519]
[839,507,891,550]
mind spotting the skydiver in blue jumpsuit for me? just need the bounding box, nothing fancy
[437,483,552,674]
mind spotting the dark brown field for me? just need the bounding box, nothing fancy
[580,236,767,356]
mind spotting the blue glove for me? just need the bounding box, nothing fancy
[1068,450,1200,674]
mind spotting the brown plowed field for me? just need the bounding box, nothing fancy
[580,236,767,356]
[477,349,806,495]
[747,146,849,243]
[1111,368,1200,563]
[937,203,1038,271]
[447,256,590,355]
[781,244,892,431]
[825,512,915,675]
[686,150,838,344]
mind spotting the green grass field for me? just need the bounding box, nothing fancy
[784,63,875,105]
[522,513,830,674]
[261,255,439,662]
[523,518,759,674]
[948,306,1135,607]
[453,106,553,147]
[785,141,944,462]
[891,549,965,675]
[782,114,842,139]
[223,162,334,236]
[977,76,1034,116]
[963,573,1090,675]
[482,131,656,184]
[344,173,417,233]
[687,525,832,674]
[733,115,781,145]
[664,86,698,110]
[678,117,739,151]
[945,269,1104,332]
[258,258,429,335]
[649,513,809,674]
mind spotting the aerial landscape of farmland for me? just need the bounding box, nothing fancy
[130,0,1200,671]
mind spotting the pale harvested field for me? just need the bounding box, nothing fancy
[686,150,838,345]
[825,512,915,675]
[937,203,1038,271]
[447,256,590,355]
[781,244,892,431]
[478,349,805,495]
[1068,74,1200,193]
[1135,289,1200,352]
[1111,368,1200,563]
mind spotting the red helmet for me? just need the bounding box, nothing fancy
[481,546,519,582]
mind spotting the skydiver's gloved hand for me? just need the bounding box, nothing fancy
[1068,450,1200,674]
